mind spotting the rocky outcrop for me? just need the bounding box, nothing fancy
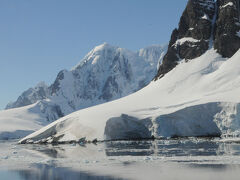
[156,0,216,78]
[214,0,240,57]
[155,0,240,79]
[49,70,67,96]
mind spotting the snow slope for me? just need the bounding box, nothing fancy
[0,104,48,140]
[0,43,166,140]
[20,49,240,143]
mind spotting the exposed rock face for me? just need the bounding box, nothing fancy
[214,0,240,57]
[156,0,216,78]
[177,0,215,42]
[155,0,240,79]
[49,70,66,96]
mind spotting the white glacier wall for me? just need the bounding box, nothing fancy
[156,103,222,138]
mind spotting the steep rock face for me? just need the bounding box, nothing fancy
[5,82,49,109]
[214,0,240,57]
[6,43,166,120]
[155,0,240,79]
[156,0,216,78]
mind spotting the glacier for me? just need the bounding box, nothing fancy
[19,49,240,143]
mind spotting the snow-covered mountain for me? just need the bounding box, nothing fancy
[138,44,167,68]
[5,43,166,117]
[5,82,50,109]
[19,0,240,143]
[0,43,166,139]
[48,43,166,116]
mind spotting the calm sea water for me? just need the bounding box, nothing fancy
[0,138,240,180]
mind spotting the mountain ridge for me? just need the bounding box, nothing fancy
[5,43,167,121]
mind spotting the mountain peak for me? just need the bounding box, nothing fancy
[92,42,118,52]
[72,43,120,70]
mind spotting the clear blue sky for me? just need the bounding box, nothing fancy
[0,0,187,109]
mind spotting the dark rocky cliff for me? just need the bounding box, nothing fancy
[155,0,240,79]
[214,0,240,57]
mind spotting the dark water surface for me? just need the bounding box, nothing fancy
[1,138,240,180]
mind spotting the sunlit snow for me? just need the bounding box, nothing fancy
[20,49,240,143]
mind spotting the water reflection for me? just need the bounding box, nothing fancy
[2,164,125,180]
[189,164,229,170]
[23,138,240,160]
[2,139,240,180]
[104,139,219,157]
[217,143,240,156]
[2,163,240,180]
[28,144,66,158]
[105,140,153,156]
